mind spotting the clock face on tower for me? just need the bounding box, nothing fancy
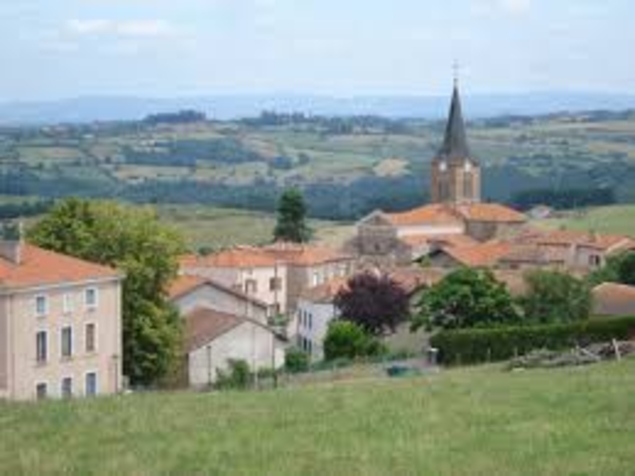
[464,161,472,173]
[439,161,447,172]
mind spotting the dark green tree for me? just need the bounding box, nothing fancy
[323,321,385,361]
[273,188,311,243]
[520,270,592,323]
[589,251,635,286]
[28,198,185,386]
[413,268,520,331]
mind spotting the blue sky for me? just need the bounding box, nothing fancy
[1,0,633,100]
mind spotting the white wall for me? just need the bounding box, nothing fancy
[173,285,268,324]
[188,321,284,387]
[295,298,338,362]
[396,224,465,238]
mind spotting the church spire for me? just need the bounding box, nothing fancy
[438,79,472,163]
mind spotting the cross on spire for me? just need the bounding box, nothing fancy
[453,60,460,87]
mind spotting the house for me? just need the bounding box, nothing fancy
[514,229,635,271]
[295,268,439,361]
[349,80,526,266]
[428,240,513,268]
[169,275,270,324]
[168,274,285,387]
[184,307,285,387]
[180,247,287,315]
[592,283,635,317]
[262,242,355,312]
[0,233,123,401]
[180,244,356,316]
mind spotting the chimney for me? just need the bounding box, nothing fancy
[0,221,24,265]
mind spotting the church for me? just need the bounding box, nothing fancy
[349,80,527,266]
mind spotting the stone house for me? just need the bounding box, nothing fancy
[0,239,123,401]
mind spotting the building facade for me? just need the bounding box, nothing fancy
[0,240,123,401]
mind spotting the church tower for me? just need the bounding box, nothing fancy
[430,79,481,204]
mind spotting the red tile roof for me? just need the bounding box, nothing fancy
[0,244,120,289]
[592,283,635,316]
[386,204,464,227]
[439,241,513,267]
[168,274,269,309]
[518,229,633,251]
[180,247,281,269]
[183,307,279,352]
[263,242,352,266]
[385,202,525,227]
[400,233,478,249]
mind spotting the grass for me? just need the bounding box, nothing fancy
[2,359,635,475]
[536,204,635,236]
[156,204,355,251]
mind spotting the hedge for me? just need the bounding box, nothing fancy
[430,316,635,365]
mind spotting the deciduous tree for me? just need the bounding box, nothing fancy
[29,198,185,386]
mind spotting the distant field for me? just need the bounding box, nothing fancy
[156,204,355,251]
[2,359,635,475]
[536,204,635,236]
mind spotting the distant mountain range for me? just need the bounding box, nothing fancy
[1,92,635,125]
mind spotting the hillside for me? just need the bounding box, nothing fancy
[536,204,635,237]
[2,359,634,475]
[1,109,635,220]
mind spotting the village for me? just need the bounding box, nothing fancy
[2,81,635,400]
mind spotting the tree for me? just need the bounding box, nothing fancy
[28,198,185,386]
[323,321,385,361]
[589,251,635,286]
[520,270,592,323]
[273,188,311,243]
[413,268,520,331]
[334,272,410,336]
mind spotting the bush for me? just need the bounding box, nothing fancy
[216,359,252,390]
[285,347,310,374]
[324,321,386,361]
[430,316,635,365]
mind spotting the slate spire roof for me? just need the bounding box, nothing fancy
[438,82,474,164]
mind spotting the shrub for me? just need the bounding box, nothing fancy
[324,321,386,361]
[285,347,310,374]
[216,359,252,390]
[430,316,635,365]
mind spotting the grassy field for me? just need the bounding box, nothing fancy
[156,204,355,250]
[1,359,635,475]
[536,204,635,236]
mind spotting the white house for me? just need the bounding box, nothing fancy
[184,307,285,387]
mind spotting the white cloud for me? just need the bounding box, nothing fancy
[67,19,113,36]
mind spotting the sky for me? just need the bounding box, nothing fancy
[1,0,634,101]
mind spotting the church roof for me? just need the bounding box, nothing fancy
[437,83,474,164]
[385,203,525,227]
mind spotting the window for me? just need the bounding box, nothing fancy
[244,279,258,294]
[36,383,47,400]
[269,277,282,291]
[312,272,320,286]
[61,326,73,358]
[61,377,73,399]
[35,295,47,317]
[85,372,98,396]
[85,323,96,353]
[308,314,313,330]
[62,293,73,314]
[85,288,98,309]
[589,255,602,268]
[36,331,47,363]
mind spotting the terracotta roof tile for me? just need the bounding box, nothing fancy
[263,242,352,266]
[455,203,526,223]
[168,274,269,309]
[183,307,245,352]
[386,204,464,227]
[592,283,635,316]
[0,244,120,289]
[180,247,281,269]
[518,230,633,251]
[440,241,513,267]
[400,234,478,249]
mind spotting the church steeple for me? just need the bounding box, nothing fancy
[438,82,472,164]
[430,76,481,205]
